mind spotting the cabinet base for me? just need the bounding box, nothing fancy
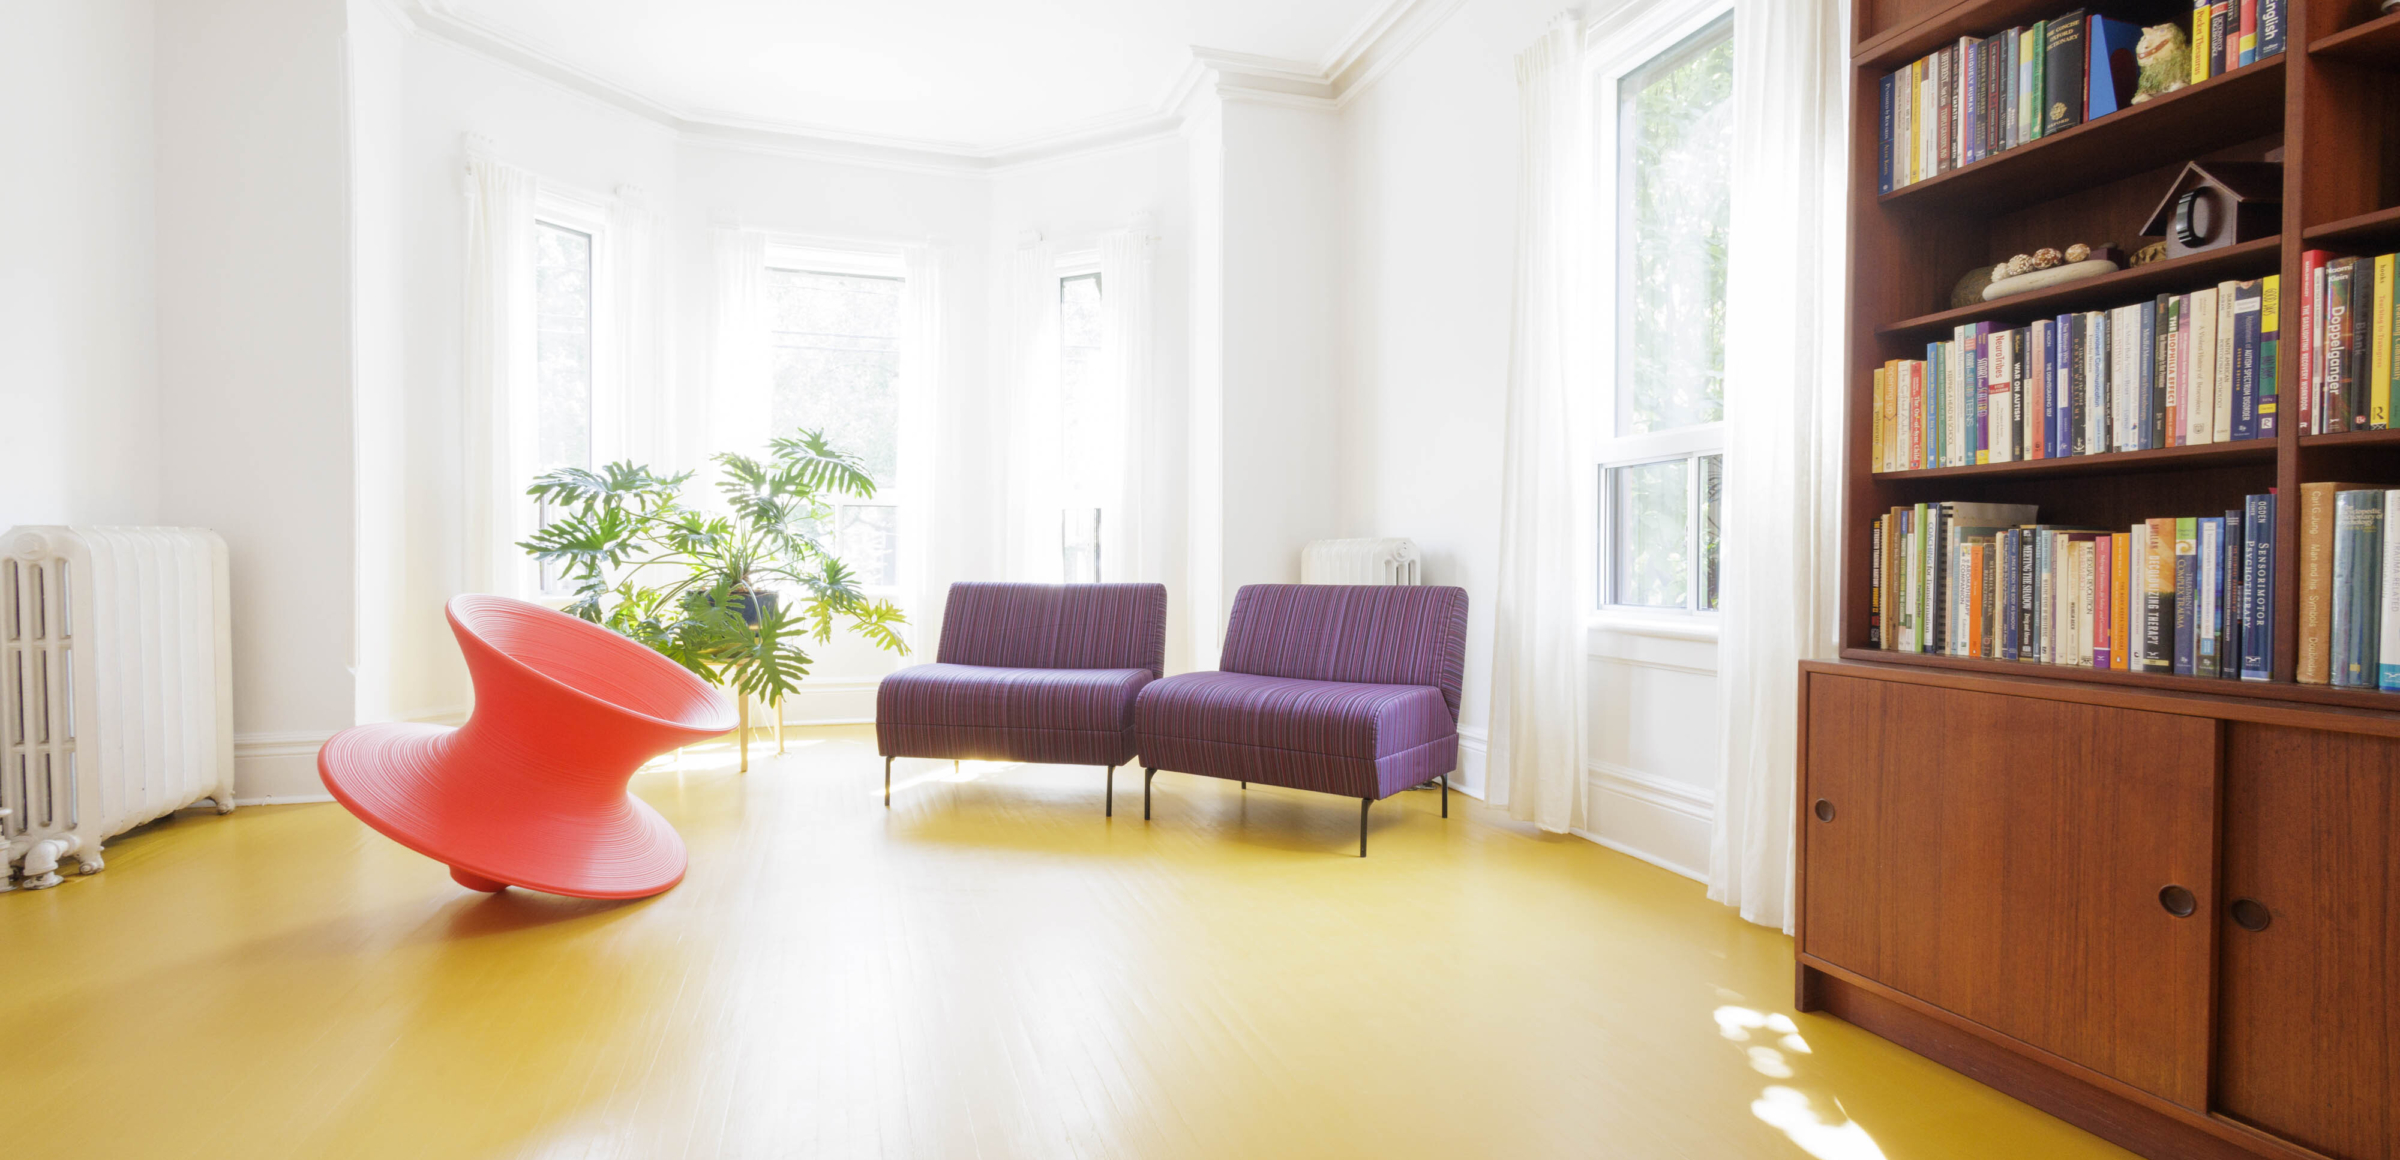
[1800,966,2267,1160]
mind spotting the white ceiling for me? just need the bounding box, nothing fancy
[430,0,1393,153]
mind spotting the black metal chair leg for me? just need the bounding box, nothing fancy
[884,757,892,807]
[1359,797,1371,857]
[1105,765,1115,817]
[1144,768,1155,819]
[1240,781,1246,789]
[1441,773,1448,818]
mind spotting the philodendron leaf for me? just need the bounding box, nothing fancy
[770,429,877,498]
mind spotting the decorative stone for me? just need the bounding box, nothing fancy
[2065,243,2091,263]
[2005,253,2035,277]
[2032,247,2063,269]
[1954,265,1999,308]
[1982,258,2121,301]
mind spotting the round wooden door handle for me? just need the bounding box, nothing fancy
[1813,798,1835,822]
[2230,898,2272,932]
[2158,885,2198,918]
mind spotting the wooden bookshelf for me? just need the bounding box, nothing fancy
[1806,4,2400,1160]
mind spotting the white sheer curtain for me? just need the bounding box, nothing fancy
[608,186,669,471]
[709,227,770,461]
[1098,224,1157,583]
[460,142,535,596]
[1002,237,1061,581]
[898,244,943,645]
[1708,0,1848,932]
[1489,16,1592,835]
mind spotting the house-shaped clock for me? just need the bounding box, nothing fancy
[2140,160,2283,259]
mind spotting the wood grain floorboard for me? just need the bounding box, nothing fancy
[8,726,2136,1160]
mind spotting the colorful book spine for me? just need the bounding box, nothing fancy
[2376,253,2395,428]
[2174,517,2198,676]
[2112,532,2132,671]
[2145,517,2177,673]
[2232,280,2262,441]
[2260,0,2286,57]
[2332,489,2385,687]
[2198,516,2224,678]
[2384,491,2400,691]
[2241,493,2274,681]
[2260,273,2280,438]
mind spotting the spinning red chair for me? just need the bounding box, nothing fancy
[318,595,735,898]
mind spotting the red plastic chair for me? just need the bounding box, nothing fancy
[318,595,735,898]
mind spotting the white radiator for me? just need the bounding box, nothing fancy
[1301,538,1422,586]
[2,527,235,889]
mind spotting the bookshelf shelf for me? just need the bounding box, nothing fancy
[1871,438,2277,481]
[2300,426,2400,449]
[1835,647,2400,713]
[2301,203,2400,250]
[1875,237,2284,341]
[1875,58,2285,212]
[2309,7,2400,64]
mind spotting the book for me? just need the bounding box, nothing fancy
[2260,273,2280,438]
[2259,0,2286,58]
[2192,2,2214,83]
[2214,280,2236,443]
[2028,21,2047,141]
[2385,491,2400,691]
[2299,481,2362,683]
[2165,294,2184,444]
[2045,9,2085,135]
[1878,73,1894,193]
[2302,250,2327,433]
[2144,516,2177,673]
[2198,516,2224,678]
[2069,313,2089,455]
[2087,15,2141,119]
[2376,253,2395,428]
[2188,286,2219,446]
[2327,257,2354,432]
[2332,489,2384,687]
[2241,493,2274,681]
[2112,531,2132,671]
[2232,280,2262,441]
[2352,251,2376,428]
[2239,0,2258,66]
[2174,517,2198,676]
[2095,531,2115,669]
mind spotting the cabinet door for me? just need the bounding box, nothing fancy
[2216,725,2400,1160]
[1801,674,2219,1108]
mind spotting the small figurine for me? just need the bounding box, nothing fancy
[2133,24,2190,104]
[2065,243,2091,263]
[2031,247,2063,270]
[2129,241,2167,266]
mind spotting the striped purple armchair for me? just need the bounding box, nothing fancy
[877,582,1167,813]
[1134,584,1469,855]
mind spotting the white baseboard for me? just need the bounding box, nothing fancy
[1579,760,1713,884]
[233,730,338,803]
[1451,725,1487,799]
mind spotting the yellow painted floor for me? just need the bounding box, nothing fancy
[12,725,2132,1160]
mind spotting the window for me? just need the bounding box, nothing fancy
[765,264,905,588]
[1595,9,1732,614]
[1056,271,1105,581]
[533,219,595,595]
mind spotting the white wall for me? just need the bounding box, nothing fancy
[155,0,358,802]
[1334,0,1719,865]
[0,0,160,529]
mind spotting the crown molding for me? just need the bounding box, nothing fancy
[392,0,1459,174]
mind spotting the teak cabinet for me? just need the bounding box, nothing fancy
[1799,661,2400,1160]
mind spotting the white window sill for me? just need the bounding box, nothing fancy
[1586,611,1721,643]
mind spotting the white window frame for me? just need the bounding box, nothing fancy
[761,239,917,600]
[524,186,618,601]
[1051,250,1105,582]
[1588,0,1733,629]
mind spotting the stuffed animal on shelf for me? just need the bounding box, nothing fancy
[2133,24,2190,104]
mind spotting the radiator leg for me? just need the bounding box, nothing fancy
[17,834,79,889]
[884,756,893,808]
[212,793,237,815]
[1105,765,1115,817]
[1359,797,1371,858]
[1441,773,1449,819]
[76,839,105,875]
[1144,768,1155,820]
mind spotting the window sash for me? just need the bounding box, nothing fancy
[762,260,911,595]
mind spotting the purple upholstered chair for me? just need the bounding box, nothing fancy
[877,582,1167,813]
[1134,583,1469,856]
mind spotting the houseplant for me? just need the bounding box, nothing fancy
[517,430,910,708]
